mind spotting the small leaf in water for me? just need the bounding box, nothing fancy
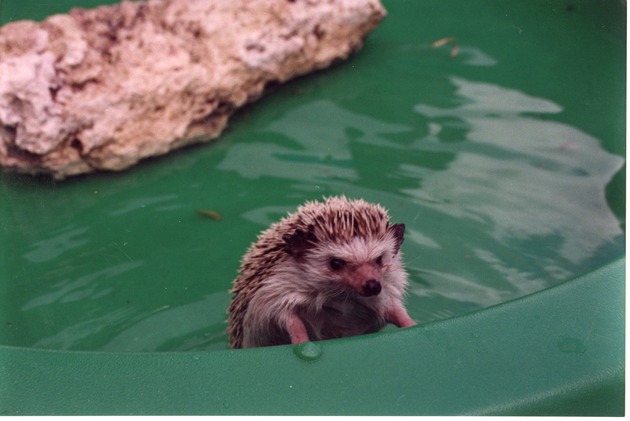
[431,36,455,48]
[196,209,222,221]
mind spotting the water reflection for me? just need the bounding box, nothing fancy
[218,99,409,181]
[411,269,506,308]
[32,307,135,350]
[22,261,143,310]
[108,194,179,216]
[241,205,297,227]
[217,78,623,326]
[23,226,90,263]
[4,76,624,351]
[409,76,624,265]
[100,292,229,352]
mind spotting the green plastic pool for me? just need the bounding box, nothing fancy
[0,0,625,415]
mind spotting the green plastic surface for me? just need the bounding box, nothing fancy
[1,258,625,415]
[0,0,625,415]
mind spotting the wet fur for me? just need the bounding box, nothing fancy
[227,196,415,348]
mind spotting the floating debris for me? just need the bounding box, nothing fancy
[196,209,223,221]
[431,36,455,48]
[432,36,460,58]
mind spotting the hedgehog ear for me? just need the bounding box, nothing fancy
[389,223,405,254]
[283,225,318,261]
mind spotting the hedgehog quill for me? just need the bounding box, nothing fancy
[227,196,415,349]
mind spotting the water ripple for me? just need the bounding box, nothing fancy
[409,76,624,265]
[23,226,89,263]
[22,261,144,310]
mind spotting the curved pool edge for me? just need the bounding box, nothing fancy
[0,257,624,415]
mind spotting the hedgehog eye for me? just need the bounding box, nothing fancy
[374,254,384,266]
[329,258,346,271]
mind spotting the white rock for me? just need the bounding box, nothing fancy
[0,0,385,178]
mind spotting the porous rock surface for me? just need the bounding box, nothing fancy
[0,0,385,178]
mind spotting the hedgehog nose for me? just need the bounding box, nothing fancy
[363,279,381,297]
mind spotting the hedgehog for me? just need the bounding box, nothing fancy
[226,195,416,349]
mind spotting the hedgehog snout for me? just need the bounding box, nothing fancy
[362,279,382,297]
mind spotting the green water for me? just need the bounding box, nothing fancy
[0,0,625,352]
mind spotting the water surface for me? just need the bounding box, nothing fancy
[0,0,624,351]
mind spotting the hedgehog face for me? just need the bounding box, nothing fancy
[317,236,394,297]
[283,223,406,298]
